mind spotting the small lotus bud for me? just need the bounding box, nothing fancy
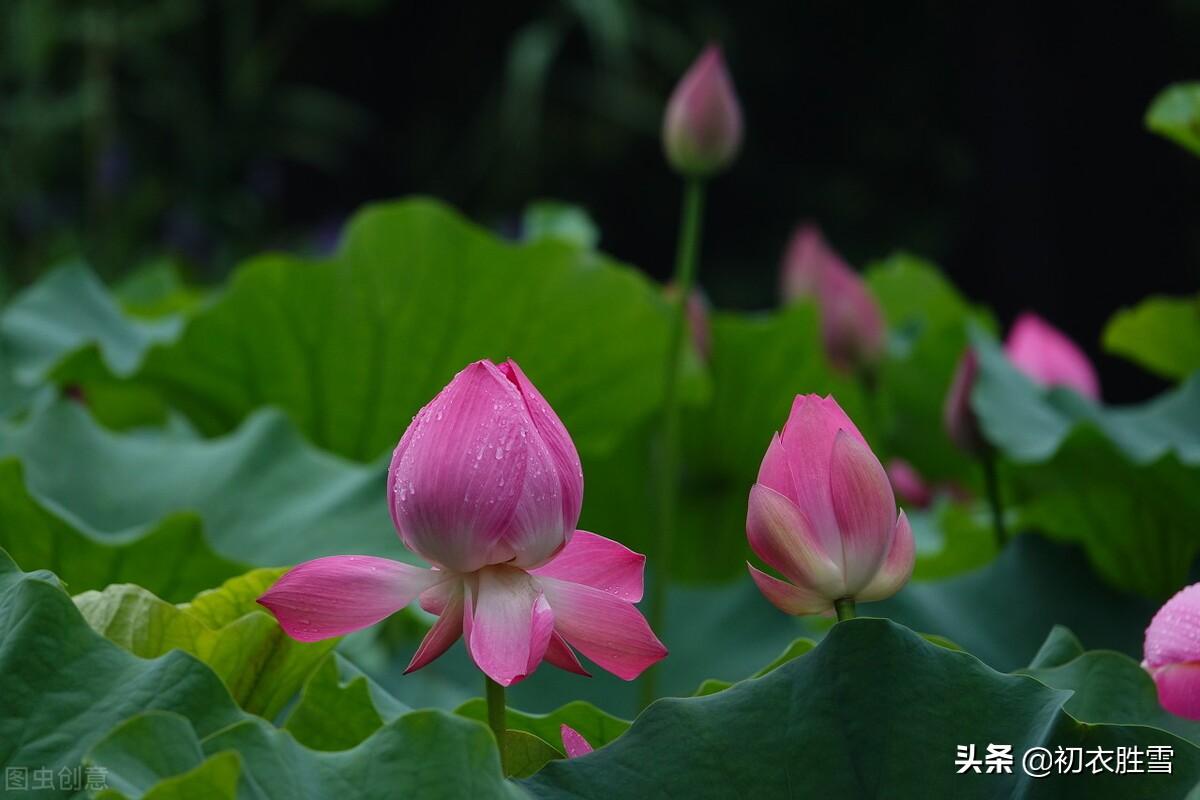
[662,45,743,178]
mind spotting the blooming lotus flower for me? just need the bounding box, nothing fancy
[560,724,594,758]
[780,224,885,371]
[943,347,984,455]
[1005,312,1100,400]
[746,394,914,614]
[258,359,667,687]
[663,45,743,177]
[886,458,932,509]
[1144,583,1200,719]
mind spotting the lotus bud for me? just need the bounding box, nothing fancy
[662,45,743,178]
[1144,583,1200,719]
[560,724,594,758]
[746,394,914,615]
[1005,312,1100,400]
[780,224,885,371]
[886,458,933,509]
[663,282,713,361]
[943,347,984,455]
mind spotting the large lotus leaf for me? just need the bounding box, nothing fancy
[1103,294,1200,381]
[0,458,246,602]
[84,199,670,461]
[0,547,520,799]
[0,400,401,567]
[284,654,411,751]
[1146,82,1200,157]
[0,262,183,385]
[969,327,1200,596]
[456,700,631,752]
[522,618,1200,798]
[1019,627,1200,747]
[87,710,523,800]
[74,570,335,720]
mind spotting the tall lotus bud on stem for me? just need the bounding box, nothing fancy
[663,281,713,361]
[886,458,933,509]
[1144,584,1200,720]
[943,347,1008,547]
[745,395,914,620]
[943,347,983,456]
[780,224,885,372]
[1005,312,1101,400]
[662,45,743,178]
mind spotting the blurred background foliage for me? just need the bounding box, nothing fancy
[2,0,1199,401]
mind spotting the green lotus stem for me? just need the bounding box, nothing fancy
[642,176,707,709]
[981,449,1008,549]
[485,675,508,775]
[834,597,857,622]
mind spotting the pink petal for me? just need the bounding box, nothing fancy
[405,579,465,674]
[1149,662,1200,720]
[747,563,832,616]
[780,223,838,302]
[537,576,667,680]
[544,632,591,677]
[257,556,443,642]
[418,574,454,615]
[828,430,895,595]
[500,359,584,536]
[528,531,645,602]
[857,511,916,602]
[1144,583,1200,669]
[745,483,843,598]
[756,433,798,502]
[465,566,552,687]
[560,724,594,758]
[776,394,866,558]
[1005,313,1100,400]
[388,361,531,573]
[817,259,885,369]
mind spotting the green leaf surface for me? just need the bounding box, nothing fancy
[1019,628,1200,747]
[0,458,246,602]
[0,547,521,799]
[456,700,631,751]
[1146,82,1200,157]
[969,327,1200,596]
[285,654,411,751]
[867,253,992,481]
[118,199,669,461]
[521,201,600,249]
[74,570,336,720]
[523,618,1200,798]
[503,731,563,779]
[0,400,402,568]
[1103,294,1200,381]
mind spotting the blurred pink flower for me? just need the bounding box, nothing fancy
[1144,583,1200,719]
[560,724,594,758]
[746,395,913,615]
[1004,312,1100,400]
[663,45,743,177]
[943,347,984,455]
[886,458,933,509]
[780,224,885,371]
[259,359,666,687]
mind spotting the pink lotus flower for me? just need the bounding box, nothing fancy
[258,359,667,687]
[560,724,594,758]
[662,45,743,177]
[780,224,885,371]
[1004,312,1100,400]
[746,395,914,614]
[886,458,933,509]
[1144,583,1200,719]
[943,347,984,455]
